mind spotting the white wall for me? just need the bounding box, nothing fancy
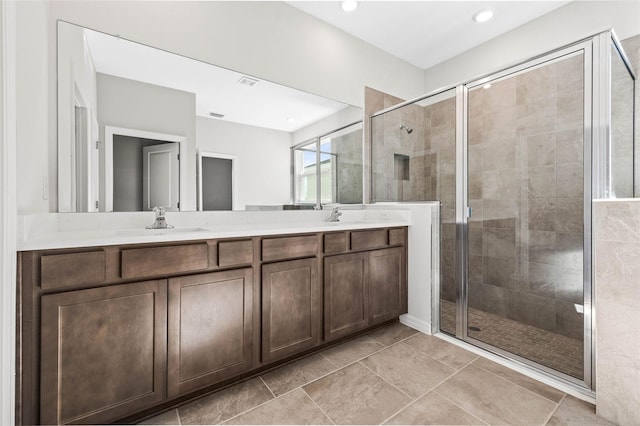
[292,105,363,146]
[97,73,197,210]
[196,117,291,209]
[16,1,49,214]
[0,2,17,425]
[423,1,640,92]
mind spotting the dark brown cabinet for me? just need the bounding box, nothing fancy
[324,252,369,341]
[262,258,319,363]
[167,269,254,397]
[324,243,407,340]
[369,247,405,325]
[20,227,407,425]
[39,279,167,425]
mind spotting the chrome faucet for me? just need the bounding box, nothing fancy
[146,206,174,229]
[326,207,342,222]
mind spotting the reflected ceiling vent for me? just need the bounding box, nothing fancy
[237,76,259,87]
[209,112,225,119]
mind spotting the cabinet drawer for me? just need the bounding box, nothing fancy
[262,235,317,262]
[350,229,387,251]
[218,240,253,267]
[389,228,406,246]
[324,232,347,254]
[41,250,106,290]
[121,244,209,279]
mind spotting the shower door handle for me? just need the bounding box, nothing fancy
[465,206,473,218]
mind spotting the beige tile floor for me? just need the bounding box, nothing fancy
[140,322,612,426]
[440,300,584,379]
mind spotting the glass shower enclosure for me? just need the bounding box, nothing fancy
[370,30,636,392]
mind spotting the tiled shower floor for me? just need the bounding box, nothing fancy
[439,300,584,379]
[140,322,608,425]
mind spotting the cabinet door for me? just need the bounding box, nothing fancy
[324,252,369,341]
[369,247,406,325]
[40,280,167,425]
[262,258,319,363]
[167,269,253,397]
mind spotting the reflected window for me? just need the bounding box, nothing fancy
[291,121,363,206]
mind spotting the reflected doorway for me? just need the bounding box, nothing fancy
[198,152,235,211]
[105,126,186,212]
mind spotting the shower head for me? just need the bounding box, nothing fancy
[400,123,413,134]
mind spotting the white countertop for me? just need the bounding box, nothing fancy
[17,208,411,251]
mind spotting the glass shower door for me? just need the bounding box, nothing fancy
[465,50,587,380]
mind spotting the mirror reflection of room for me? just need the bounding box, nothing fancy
[57,21,363,213]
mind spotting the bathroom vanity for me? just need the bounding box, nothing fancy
[16,223,407,424]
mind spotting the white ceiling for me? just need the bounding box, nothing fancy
[287,1,570,69]
[83,26,349,133]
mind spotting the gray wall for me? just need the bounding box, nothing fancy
[96,73,196,210]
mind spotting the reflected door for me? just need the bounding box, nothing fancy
[143,143,180,211]
[201,157,233,211]
[465,51,587,380]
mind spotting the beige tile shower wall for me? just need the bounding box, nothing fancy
[333,129,363,204]
[369,94,457,303]
[620,35,639,198]
[364,87,404,204]
[594,200,640,426]
[467,54,585,340]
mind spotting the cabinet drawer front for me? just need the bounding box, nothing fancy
[350,229,387,251]
[262,235,317,262]
[324,232,347,254]
[121,244,209,279]
[41,251,106,290]
[388,228,406,246]
[218,240,254,267]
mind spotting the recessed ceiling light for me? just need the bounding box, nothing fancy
[483,83,492,89]
[341,0,358,12]
[287,117,297,123]
[237,76,259,87]
[473,9,494,23]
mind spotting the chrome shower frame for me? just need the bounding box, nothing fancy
[369,29,636,396]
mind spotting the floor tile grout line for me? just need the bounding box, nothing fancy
[542,394,567,425]
[378,394,422,425]
[469,359,568,406]
[259,375,277,399]
[403,355,478,405]
[216,387,287,425]
[377,356,480,426]
[301,387,336,425]
[319,351,339,368]
[175,408,182,426]
[322,335,407,371]
[432,390,490,426]
[472,360,567,405]
[357,360,415,401]
[369,329,421,348]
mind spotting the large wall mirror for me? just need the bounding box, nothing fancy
[57,21,363,212]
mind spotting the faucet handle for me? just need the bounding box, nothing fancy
[153,206,166,218]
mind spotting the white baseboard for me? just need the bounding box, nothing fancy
[399,314,431,335]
